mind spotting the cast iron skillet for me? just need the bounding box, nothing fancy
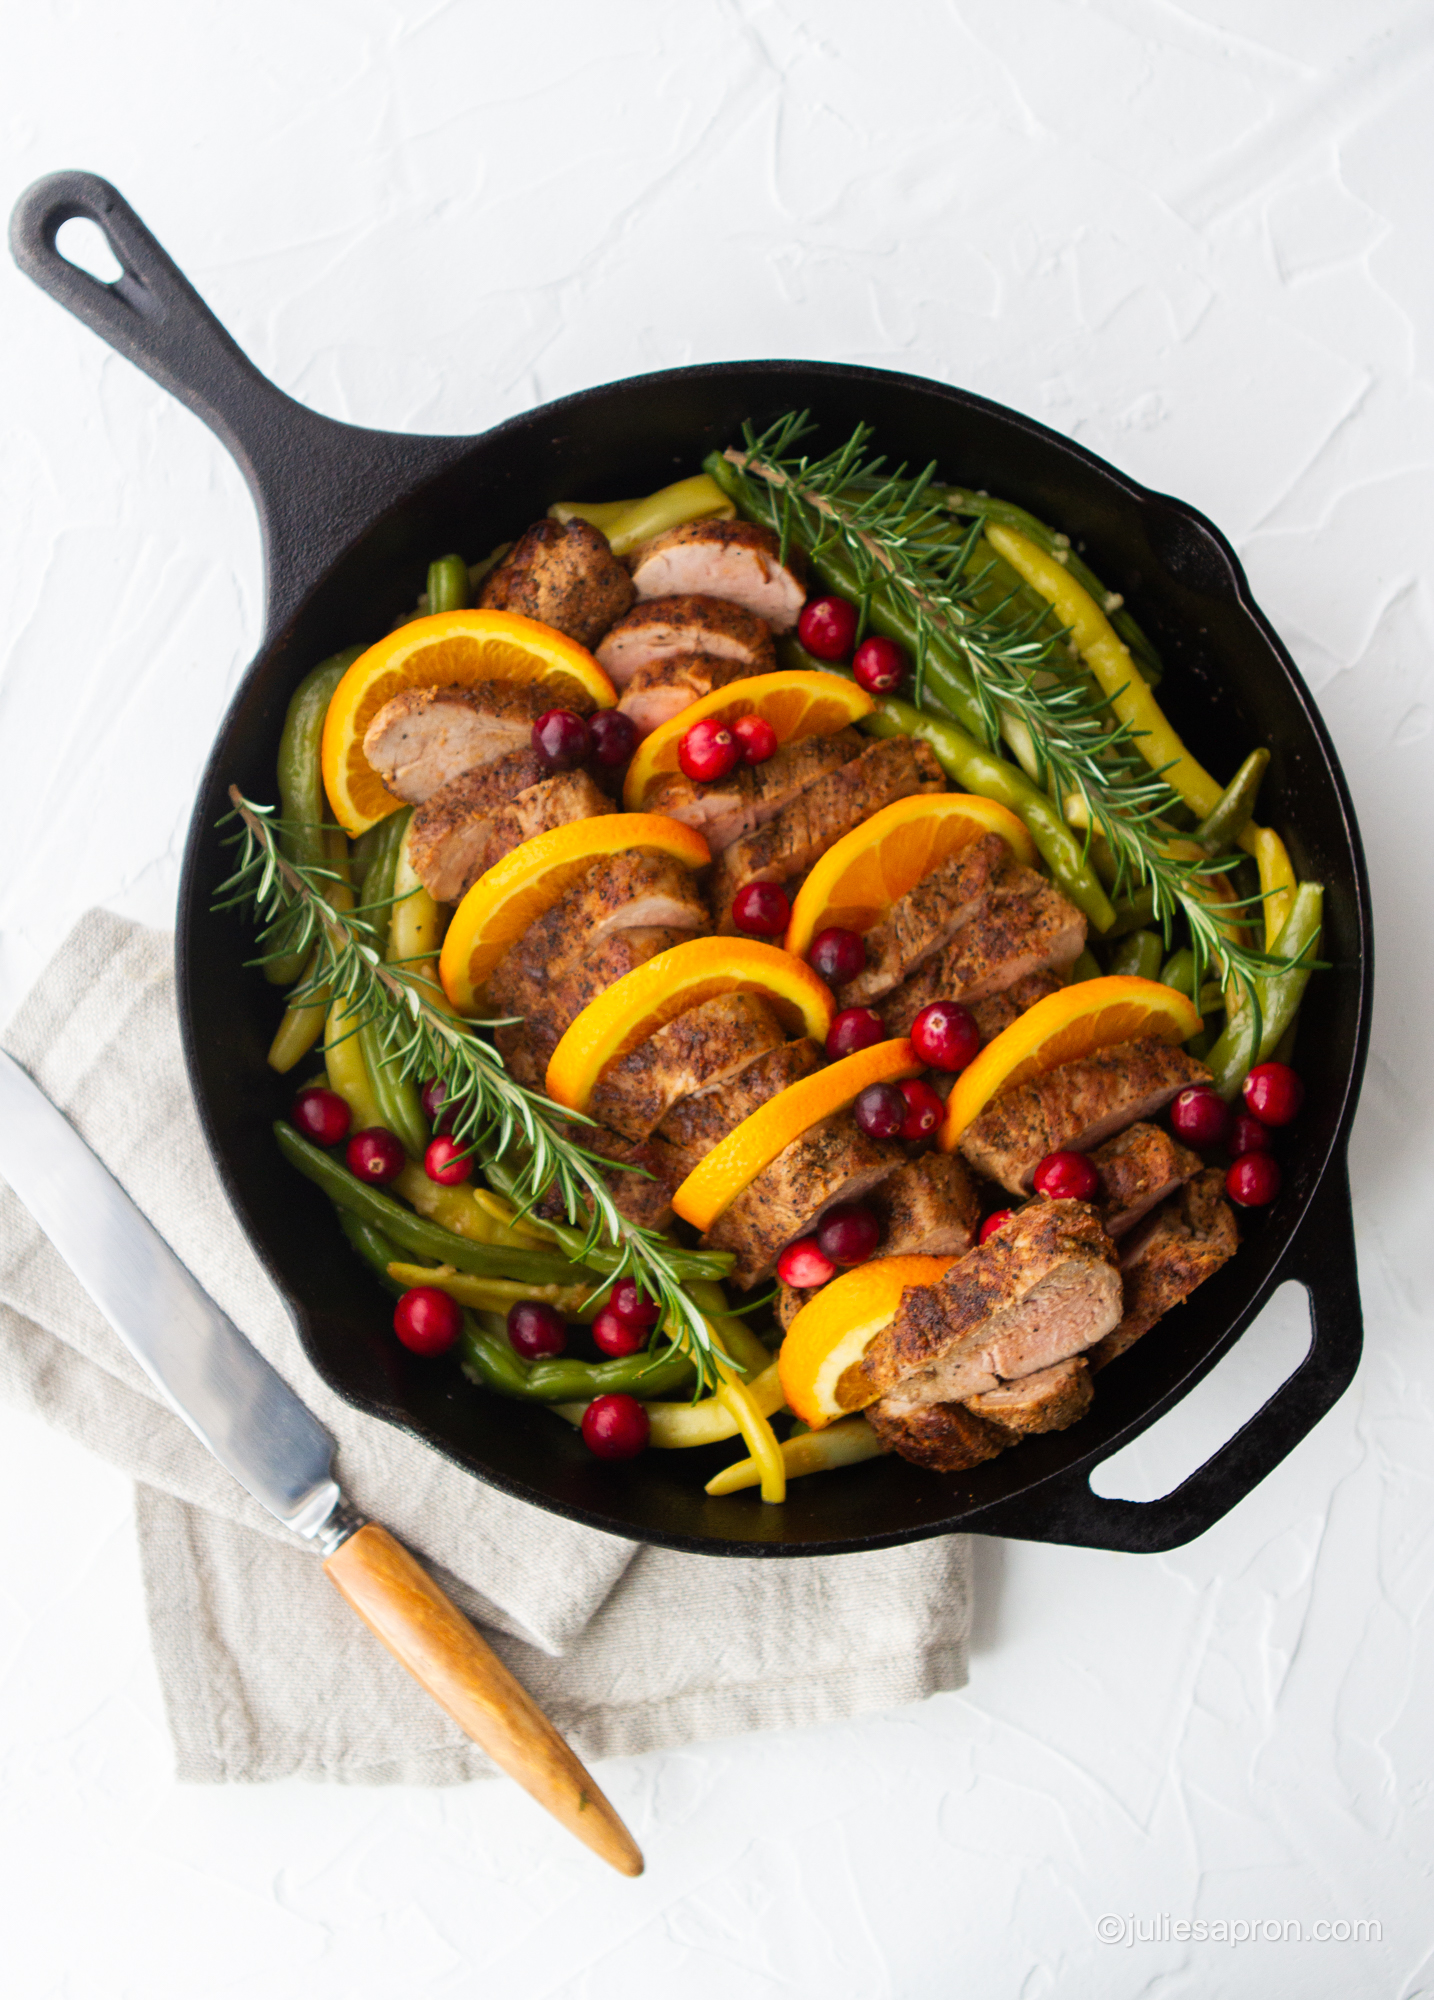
[12,172,1373,1558]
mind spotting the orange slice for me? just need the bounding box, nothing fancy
[439,815,709,1014]
[779,1256,956,1428]
[322,610,618,836]
[672,1038,922,1232]
[785,792,1038,958]
[544,937,835,1114]
[622,670,874,809]
[939,975,1203,1149]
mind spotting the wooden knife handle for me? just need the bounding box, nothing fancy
[324,1521,643,1876]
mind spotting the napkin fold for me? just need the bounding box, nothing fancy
[0,913,970,1784]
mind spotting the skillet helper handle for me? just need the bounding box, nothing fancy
[325,1522,643,1878]
[966,1161,1363,1554]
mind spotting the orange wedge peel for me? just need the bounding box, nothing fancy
[439,815,709,1015]
[784,792,1038,958]
[778,1256,956,1429]
[939,975,1203,1150]
[671,1038,922,1232]
[321,610,617,836]
[544,937,835,1114]
[622,670,874,810]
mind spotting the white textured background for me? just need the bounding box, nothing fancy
[3,3,1433,1993]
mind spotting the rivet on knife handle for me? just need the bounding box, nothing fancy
[323,1519,643,1877]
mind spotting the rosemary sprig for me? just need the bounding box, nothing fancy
[216,788,732,1390]
[721,413,1281,1018]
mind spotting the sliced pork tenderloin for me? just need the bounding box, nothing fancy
[701,1114,905,1289]
[595,595,775,687]
[957,1039,1212,1195]
[840,834,1011,1005]
[362,682,572,805]
[1088,1122,1202,1238]
[1088,1168,1238,1369]
[491,925,692,1088]
[966,1355,1094,1435]
[966,969,1066,1045]
[871,1154,982,1258]
[409,760,606,903]
[630,519,805,631]
[866,1354,1095,1470]
[534,1126,695,1234]
[589,993,787,1143]
[646,728,866,851]
[477,518,633,648]
[657,1037,824,1153]
[492,851,708,1018]
[616,653,760,738]
[878,863,1086,1033]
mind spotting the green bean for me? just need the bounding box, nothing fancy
[276,1122,605,1285]
[1193,749,1269,854]
[459,1316,696,1404]
[1204,883,1324,1099]
[335,1207,410,1293]
[1108,930,1163,980]
[266,647,364,982]
[1104,886,1158,937]
[352,815,429,1158]
[427,554,469,614]
[481,1155,735,1283]
[1069,948,1103,984]
[1160,946,1196,1001]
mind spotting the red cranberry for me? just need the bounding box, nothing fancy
[979,1209,1015,1244]
[1226,1152,1282,1207]
[1032,1150,1100,1201]
[732,713,779,763]
[678,717,740,783]
[507,1300,567,1360]
[588,708,639,769]
[582,1393,650,1458]
[810,927,866,985]
[910,1001,980,1073]
[827,1007,886,1059]
[816,1203,882,1267]
[899,1078,946,1141]
[292,1085,351,1147]
[424,1134,472,1185]
[797,595,859,662]
[393,1286,462,1357]
[1170,1086,1232,1149]
[776,1238,837,1289]
[592,1306,648,1358]
[1243,1062,1304,1127]
[532,707,592,770]
[1229,1110,1273,1156]
[420,1076,456,1134]
[732,880,792,937]
[608,1277,660,1329]
[854,1080,908,1139]
[346,1127,405,1183]
[852,635,907,695]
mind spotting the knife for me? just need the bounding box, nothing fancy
[0,1047,642,1876]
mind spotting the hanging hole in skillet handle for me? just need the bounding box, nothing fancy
[960,1161,1362,1554]
[54,215,124,285]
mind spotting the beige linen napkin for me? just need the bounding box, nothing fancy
[0,912,970,1784]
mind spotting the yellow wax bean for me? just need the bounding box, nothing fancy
[643,1362,786,1449]
[267,951,329,1072]
[549,475,735,557]
[714,1359,786,1502]
[324,994,383,1130]
[387,827,450,1010]
[705,1415,886,1495]
[386,1263,595,1317]
[1245,824,1297,949]
[470,1188,555,1246]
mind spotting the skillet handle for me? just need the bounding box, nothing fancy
[9,171,470,634]
[963,1160,1363,1553]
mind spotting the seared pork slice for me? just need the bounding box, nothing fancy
[712,739,946,930]
[492,926,690,1087]
[879,866,1086,1034]
[589,994,787,1143]
[702,1114,905,1289]
[363,682,567,805]
[534,1126,694,1233]
[596,595,775,688]
[493,852,707,1014]
[1089,1122,1201,1238]
[872,1154,982,1257]
[409,759,605,903]
[846,1201,1121,1414]
[775,1278,821,1332]
[646,729,865,851]
[958,1039,1212,1195]
[1088,1169,1238,1369]
[967,970,1066,1045]
[617,652,760,738]
[966,1356,1094,1435]
[478,518,633,648]
[630,520,805,631]
[867,1354,1095,1471]
[658,1037,824,1153]
[842,835,1010,1005]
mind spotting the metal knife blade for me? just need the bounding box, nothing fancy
[0,1047,341,1538]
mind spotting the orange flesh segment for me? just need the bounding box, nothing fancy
[778,1255,956,1428]
[938,976,1203,1149]
[544,937,835,1113]
[439,814,709,1014]
[784,792,1038,957]
[321,609,617,836]
[622,670,874,809]
[671,1038,922,1232]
